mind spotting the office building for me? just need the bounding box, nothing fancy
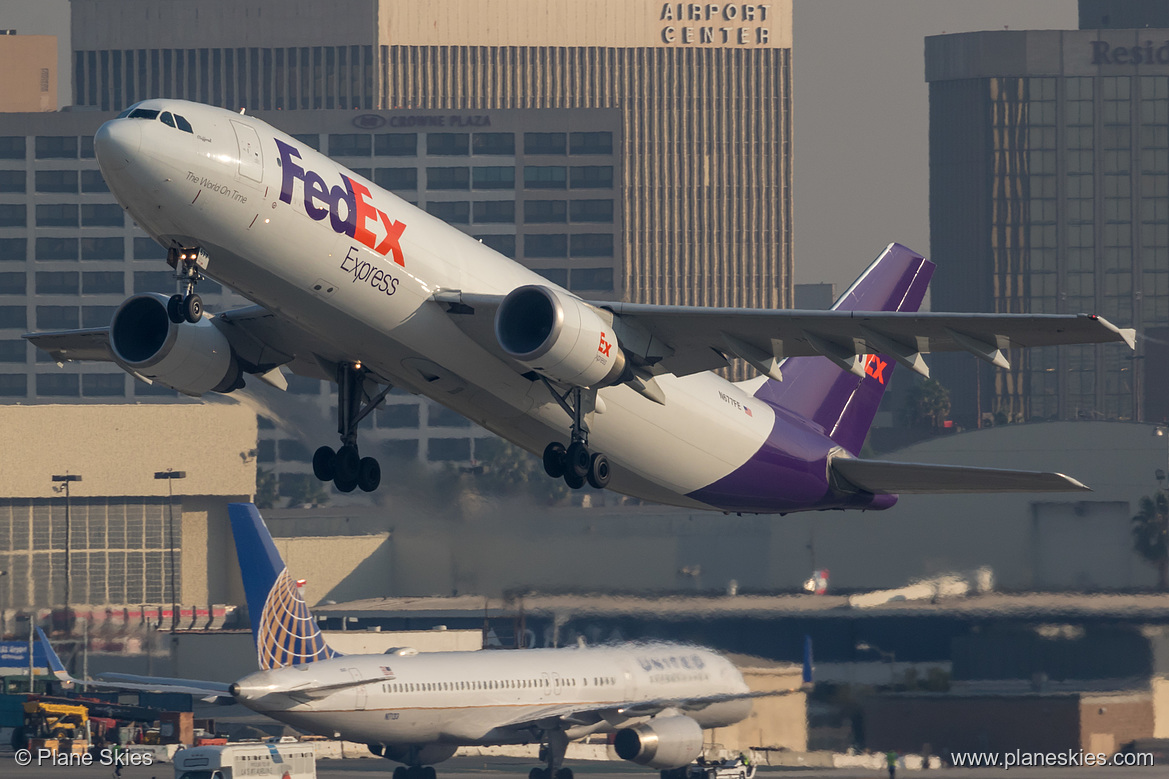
[0,32,56,113]
[926,24,1169,425]
[69,0,794,310]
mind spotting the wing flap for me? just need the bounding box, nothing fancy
[832,457,1090,494]
[23,327,115,363]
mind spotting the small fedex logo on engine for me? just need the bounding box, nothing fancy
[276,139,406,266]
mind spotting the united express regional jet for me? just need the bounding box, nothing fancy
[41,503,774,779]
[26,100,1135,512]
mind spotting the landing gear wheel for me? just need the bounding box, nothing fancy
[563,470,586,490]
[422,768,436,779]
[406,767,423,779]
[358,457,381,492]
[543,442,567,478]
[565,441,590,479]
[334,473,357,493]
[586,452,611,489]
[167,294,184,324]
[393,767,406,779]
[182,293,203,323]
[556,769,574,779]
[335,444,360,483]
[529,769,548,779]
[312,446,337,481]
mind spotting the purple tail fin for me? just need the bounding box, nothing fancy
[753,243,934,455]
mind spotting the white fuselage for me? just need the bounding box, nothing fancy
[96,100,792,510]
[232,645,751,747]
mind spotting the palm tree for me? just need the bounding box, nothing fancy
[1132,492,1169,590]
[899,378,952,430]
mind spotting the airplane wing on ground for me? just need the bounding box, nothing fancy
[36,628,232,701]
[831,458,1090,494]
[436,290,1136,380]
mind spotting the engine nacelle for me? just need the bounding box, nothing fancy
[494,284,626,388]
[613,716,704,769]
[109,293,241,396]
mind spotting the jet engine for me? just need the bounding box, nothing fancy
[109,292,242,395]
[494,284,626,388]
[613,716,704,769]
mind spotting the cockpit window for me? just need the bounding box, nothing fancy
[128,108,160,120]
[174,115,194,134]
[160,112,176,128]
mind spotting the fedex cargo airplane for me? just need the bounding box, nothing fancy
[26,100,1135,512]
[41,503,777,779]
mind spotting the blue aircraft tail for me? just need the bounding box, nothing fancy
[229,502,339,670]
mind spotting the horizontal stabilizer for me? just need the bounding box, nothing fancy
[832,457,1090,494]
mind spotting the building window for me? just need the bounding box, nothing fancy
[81,170,110,193]
[428,437,470,461]
[0,170,25,193]
[82,373,124,396]
[524,132,565,155]
[36,237,77,261]
[0,238,26,261]
[0,204,27,227]
[0,374,26,396]
[571,233,614,257]
[376,404,420,428]
[277,439,311,462]
[428,404,470,427]
[473,133,515,155]
[35,136,78,159]
[82,305,117,327]
[0,137,25,160]
[474,234,515,257]
[571,267,614,291]
[374,167,417,191]
[328,134,372,156]
[381,439,418,461]
[134,237,163,259]
[82,271,124,294]
[36,373,80,396]
[0,305,26,328]
[81,237,124,261]
[524,166,567,189]
[0,272,25,295]
[569,132,613,155]
[570,166,613,189]
[427,133,469,156]
[525,234,568,257]
[524,201,567,224]
[426,201,470,224]
[36,204,78,228]
[35,170,79,193]
[81,204,124,227]
[36,306,79,329]
[292,133,320,151]
[532,268,568,286]
[426,167,470,190]
[80,136,95,159]
[472,200,515,224]
[570,199,614,223]
[36,271,79,295]
[375,133,417,156]
[0,339,25,362]
[472,166,515,190]
[133,271,174,293]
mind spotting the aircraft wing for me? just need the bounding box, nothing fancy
[23,327,115,363]
[831,458,1090,494]
[36,628,232,701]
[437,291,1135,379]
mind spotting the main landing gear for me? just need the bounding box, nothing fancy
[530,730,573,779]
[165,247,206,324]
[539,381,611,491]
[392,767,437,779]
[312,362,391,493]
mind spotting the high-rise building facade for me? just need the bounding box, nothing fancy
[70,0,794,310]
[0,32,56,112]
[926,27,1169,425]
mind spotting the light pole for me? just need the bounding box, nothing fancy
[154,470,187,632]
[0,570,7,639]
[51,473,82,625]
[1152,426,1169,491]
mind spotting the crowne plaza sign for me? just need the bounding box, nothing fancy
[659,3,773,46]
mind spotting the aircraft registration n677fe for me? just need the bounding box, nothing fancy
[40,503,782,779]
[27,99,1135,511]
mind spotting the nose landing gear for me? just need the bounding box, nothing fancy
[539,380,611,491]
[312,362,391,493]
[166,247,208,324]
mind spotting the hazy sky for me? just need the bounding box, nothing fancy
[3,0,1080,295]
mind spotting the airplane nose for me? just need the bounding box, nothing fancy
[94,119,141,171]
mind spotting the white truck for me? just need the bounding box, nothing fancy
[173,743,316,779]
[685,756,756,779]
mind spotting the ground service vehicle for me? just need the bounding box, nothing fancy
[173,743,316,779]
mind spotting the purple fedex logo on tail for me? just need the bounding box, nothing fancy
[275,138,407,266]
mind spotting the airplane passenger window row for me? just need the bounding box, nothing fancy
[118,106,194,134]
[379,676,600,694]
[592,677,616,686]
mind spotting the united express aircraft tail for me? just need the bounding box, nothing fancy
[229,502,339,669]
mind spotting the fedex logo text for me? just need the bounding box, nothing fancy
[599,332,613,357]
[276,139,406,266]
[864,354,888,384]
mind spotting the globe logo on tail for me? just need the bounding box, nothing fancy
[257,568,336,670]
